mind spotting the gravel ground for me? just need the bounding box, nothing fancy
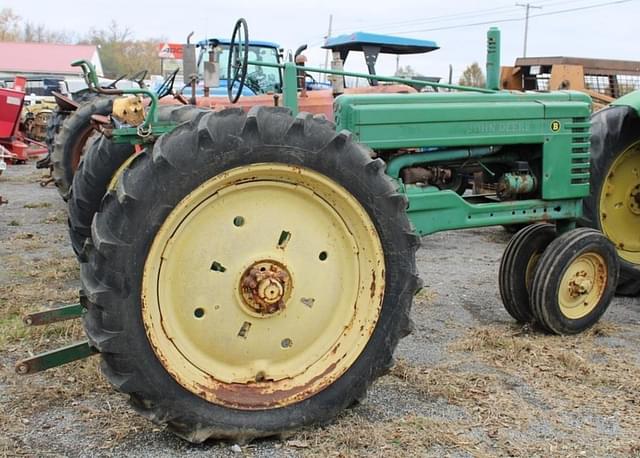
[1,163,639,457]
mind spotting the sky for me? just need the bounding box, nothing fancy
[3,0,639,82]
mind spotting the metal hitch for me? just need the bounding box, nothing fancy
[23,303,84,326]
[16,341,97,375]
[16,302,98,375]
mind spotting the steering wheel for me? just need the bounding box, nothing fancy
[129,69,148,88]
[105,73,126,89]
[227,18,249,103]
[156,68,179,99]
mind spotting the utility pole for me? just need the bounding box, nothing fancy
[323,14,333,83]
[515,3,542,57]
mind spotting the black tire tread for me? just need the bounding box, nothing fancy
[68,104,209,258]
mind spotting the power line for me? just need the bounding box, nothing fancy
[302,0,635,50]
[384,0,634,35]
[326,0,588,36]
[529,0,635,19]
[329,4,519,35]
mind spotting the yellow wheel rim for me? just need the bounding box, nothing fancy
[599,142,640,264]
[107,152,138,192]
[558,252,607,320]
[142,163,385,410]
[525,253,542,291]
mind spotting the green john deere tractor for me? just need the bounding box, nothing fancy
[16,19,638,443]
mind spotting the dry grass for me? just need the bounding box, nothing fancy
[0,251,82,355]
[23,202,51,209]
[453,324,640,399]
[446,324,640,455]
[0,358,152,455]
[0,170,47,184]
[0,243,152,455]
[295,412,476,457]
[41,210,66,225]
[2,238,639,457]
[415,287,439,305]
[392,359,533,428]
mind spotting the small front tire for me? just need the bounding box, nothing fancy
[530,228,619,335]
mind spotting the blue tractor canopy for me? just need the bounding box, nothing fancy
[323,32,439,78]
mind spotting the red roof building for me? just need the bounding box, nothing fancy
[0,42,103,78]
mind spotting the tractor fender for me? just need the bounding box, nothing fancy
[611,89,640,116]
[52,91,80,111]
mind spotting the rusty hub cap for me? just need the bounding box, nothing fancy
[630,184,640,215]
[567,270,594,297]
[240,261,291,315]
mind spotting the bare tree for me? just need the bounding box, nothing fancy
[23,21,72,43]
[459,62,486,88]
[83,21,162,77]
[1,11,163,78]
[0,8,20,41]
[395,65,422,78]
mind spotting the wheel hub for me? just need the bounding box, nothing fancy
[567,270,593,297]
[240,261,291,315]
[558,252,607,320]
[630,184,640,215]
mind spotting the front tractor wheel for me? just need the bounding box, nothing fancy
[80,107,420,442]
[530,228,619,335]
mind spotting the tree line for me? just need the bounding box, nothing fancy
[0,8,163,78]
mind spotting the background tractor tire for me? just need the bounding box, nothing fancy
[51,96,113,200]
[68,105,208,259]
[37,106,66,170]
[582,105,640,296]
[80,107,420,443]
[39,90,100,170]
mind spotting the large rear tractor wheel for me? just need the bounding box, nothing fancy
[530,228,619,335]
[583,105,640,296]
[51,96,113,200]
[68,105,208,259]
[499,223,556,323]
[80,107,420,442]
